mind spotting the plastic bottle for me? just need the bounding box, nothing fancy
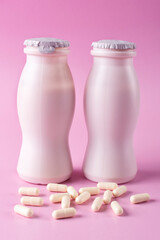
[83,40,140,183]
[17,38,75,184]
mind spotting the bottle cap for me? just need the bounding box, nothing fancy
[24,38,70,54]
[92,40,136,50]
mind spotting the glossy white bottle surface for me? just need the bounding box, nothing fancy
[17,38,75,184]
[83,40,140,183]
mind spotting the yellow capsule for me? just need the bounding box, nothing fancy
[79,187,99,195]
[97,182,118,190]
[75,191,91,204]
[18,187,40,196]
[52,208,76,219]
[113,185,127,197]
[91,197,103,212]
[49,193,70,203]
[21,196,43,206]
[103,190,112,204]
[111,201,123,216]
[61,195,70,209]
[130,193,150,204]
[14,204,33,218]
[47,183,67,192]
[67,186,78,199]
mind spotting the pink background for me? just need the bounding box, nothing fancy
[0,0,160,239]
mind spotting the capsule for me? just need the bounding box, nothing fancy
[18,187,40,196]
[113,185,127,197]
[14,204,33,218]
[111,201,123,216]
[49,193,70,203]
[47,183,67,192]
[21,196,44,206]
[130,193,150,204]
[67,186,78,199]
[103,190,112,204]
[91,197,103,212]
[75,191,91,204]
[52,208,76,219]
[61,195,70,209]
[97,182,118,190]
[79,187,99,195]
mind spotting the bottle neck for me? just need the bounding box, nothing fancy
[93,56,134,66]
[24,47,69,64]
[91,48,135,66]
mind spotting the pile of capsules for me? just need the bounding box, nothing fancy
[14,182,150,219]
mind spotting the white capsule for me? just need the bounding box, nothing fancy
[79,187,100,195]
[67,186,78,199]
[52,207,76,219]
[49,193,70,203]
[14,204,33,218]
[97,182,118,190]
[130,193,150,204]
[113,185,127,197]
[111,201,123,216]
[18,187,40,196]
[21,196,44,206]
[47,183,67,192]
[103,190,112,204]
[91,197,103,212]
[75,191,91,204]
[61,195,70,209]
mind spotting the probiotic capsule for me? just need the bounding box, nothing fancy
[91,197,103,212]
[61,195,70,209]
[21,196,44,206]
[79,187,99,195]
[113,185,127,197]
[97,182,118,190]
[75,191,91,204]
[18,187,40,196]
[103,190,112,204]
[47,183,67,192]
[111,201,123,216]
[49,193,70,203]
[67,186,78,199]
[14,204,33,218]
[130,193,150,204]
[52,207,76,219]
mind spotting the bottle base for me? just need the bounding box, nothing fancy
[83,172,137,184]
[17,171,72,185]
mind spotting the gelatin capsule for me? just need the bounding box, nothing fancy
[111,201,123,216]
[79,187,99,195]
[21,196,44,206]
[52,207,76,219]
[14,204,33,218]
[18,187,40,196]
[130,193,150,204]
[49,193,70,203]
[97,182,118,190]
[61,195,70,209]
[113,185,127,197]
[47,183,67,192]
[67,186,78,199]
[91,197,103,212]
[103,190,112,204]
[75,191,91,204]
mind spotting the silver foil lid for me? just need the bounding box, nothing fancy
[24,38,70,54]
[92,40,136,50]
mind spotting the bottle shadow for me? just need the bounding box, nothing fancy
[130,167,160,184]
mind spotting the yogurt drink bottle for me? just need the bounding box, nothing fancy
[17,38,75,184]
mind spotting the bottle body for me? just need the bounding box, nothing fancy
[17,49,75,184]
[83,51,140,183]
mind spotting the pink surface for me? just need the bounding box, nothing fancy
[0,0,160,239]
